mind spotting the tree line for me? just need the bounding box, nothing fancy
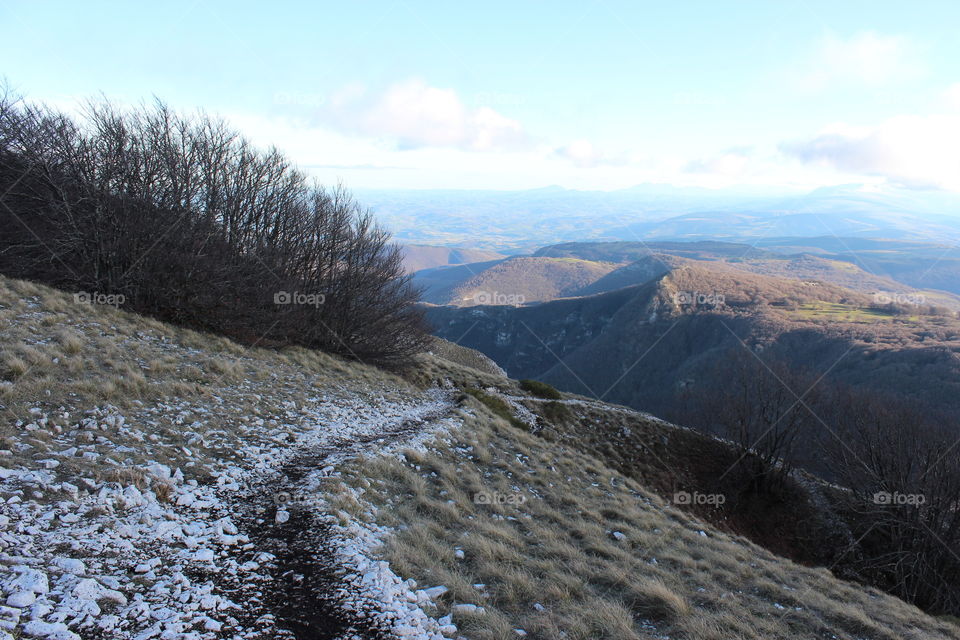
[676,348,960,615]
[0,91,428,367]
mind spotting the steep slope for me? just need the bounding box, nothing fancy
[571,254,687,296]
[2,275,956,639]
[335,356,960,640]
[415,256,617,306]
[0,276,467,639]
[427,263,960,418]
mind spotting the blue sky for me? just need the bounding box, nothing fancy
[3,1,960,190]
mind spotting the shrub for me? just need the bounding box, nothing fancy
[519,378,562,399]
[541,400,571,424]
[464,388,528,430]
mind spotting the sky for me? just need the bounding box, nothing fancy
[3,0,960,191]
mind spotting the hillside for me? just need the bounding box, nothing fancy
[2,275,955,639]
[416,240,960,312]
[400,245,507,274]
[757,237,960,297]
[539,239,960,303]
[426,262,960,419]
[414,256,617,306]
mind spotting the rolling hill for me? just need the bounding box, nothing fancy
[414,256,617,306]
[400,244,507,274]
[415,239,960,312]
[426,261,960,421]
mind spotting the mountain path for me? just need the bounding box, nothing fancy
[228,395,458,640]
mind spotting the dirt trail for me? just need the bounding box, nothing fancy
[231,399,456,640]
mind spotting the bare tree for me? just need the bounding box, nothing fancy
[679,348,820,495]
[0,92,428,367]
[826,387,960,614]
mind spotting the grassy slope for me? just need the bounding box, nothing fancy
[335,358,958,640]
[418,257,618,306]
[0,275,415,493]
[1,275,955,639]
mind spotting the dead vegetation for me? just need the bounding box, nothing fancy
[333,388,958,639]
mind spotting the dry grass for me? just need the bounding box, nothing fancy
[337,392,960,640]
[0,274,417,495]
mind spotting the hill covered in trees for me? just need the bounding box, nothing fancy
[427,259,960,419]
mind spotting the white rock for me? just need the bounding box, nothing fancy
[72,578,103,600]
[53,557,85,575]
[134,558,161,573]
[10,567,48,595]
[193,548,216,563]
[421,585,448,600]
[5,591,36,608]
[21,620,81,640]
[275,509,290,524]
[451,603,485,615]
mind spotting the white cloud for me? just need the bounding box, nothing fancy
[782,114,960,190]
[796,31,921,92]
[325,79,528,152]
[684,148,751,177]
[554,139,603,168]
[945,83,960,110]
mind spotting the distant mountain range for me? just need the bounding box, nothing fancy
[365,184,960,250]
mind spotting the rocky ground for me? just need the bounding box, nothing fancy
[0,387,470,640]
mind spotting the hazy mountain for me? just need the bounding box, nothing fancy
[360,184,960,250]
